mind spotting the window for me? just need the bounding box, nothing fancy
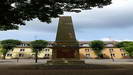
[45,54,50,57]
[11,49,14,51]
[22,44,24,46]
[121,53,126,56]
[121,54,124,56]
[79,44,83,47]
[85,49,90,52]
[120,49,124,52]
[109,48,114,52]
[7,54,9,56]
[20,49,25,52]
[48,44,52,46]
[7,54,12,56]
[111,54,115,57]
[45,49,50,51]
[19,54,24,57]
[86,54,90,57]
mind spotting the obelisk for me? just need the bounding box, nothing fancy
[53,16,79,59]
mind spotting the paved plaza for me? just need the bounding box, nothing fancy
[84,59,133,64]
[0,59,133,75]
[0,59,48,64]
[0,59,133,65]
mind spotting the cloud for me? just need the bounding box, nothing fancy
[1,0,133,41]
[20,18,59,33]
[18,0,133,33]
[101,37,133,42]
[0,30,56,41]
[101,37,114,41]
[64,0,133,31]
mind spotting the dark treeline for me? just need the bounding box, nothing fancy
[0,0,112,30]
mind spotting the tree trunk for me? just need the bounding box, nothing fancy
[3,54,6,60]
[35,50,38,63]
[3,49,8,60]
[95,51,102,59]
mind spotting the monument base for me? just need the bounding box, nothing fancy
[52,47,80,59]
[47,58,85,65]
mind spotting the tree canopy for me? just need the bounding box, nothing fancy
[0,39,21,59]
[90,40,104,51]
[0,0,112,30]
[1,39,21,50]
[90,40,104,58]
[117,41,133,57]
[30,40,48,63]
[116,41,131,48]
[30,40,48,51]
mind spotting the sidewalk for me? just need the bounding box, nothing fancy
[0,59,48,65]
[84,59,133,65]
[0,59,133,65]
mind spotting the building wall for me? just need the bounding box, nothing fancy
[0,47,128,59]
[5,47,52,59]
[79,48,97,59]
[38,48,52,59]
[102,48,128,59]
[79,47,128,59]
[5,47,32,59]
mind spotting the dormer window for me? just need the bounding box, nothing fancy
[82,44,89,47]
[106,44,114,47]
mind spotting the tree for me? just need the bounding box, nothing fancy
[117,41,133,57]
[0,0,112,30]
[30,40,48,63]
[90,40,104,58]
[116,41,131,48]
[124,45,133,57]
[0,39,21,59]
[0,45,3,58]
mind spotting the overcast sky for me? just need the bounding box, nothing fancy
[0,0,133,41]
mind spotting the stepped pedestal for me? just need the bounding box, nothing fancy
[47,58,85,65]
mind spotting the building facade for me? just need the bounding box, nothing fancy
[79,41,128,59]
[0,41,128,59]
[0,16,129,59]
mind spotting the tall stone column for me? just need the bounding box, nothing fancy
[53,16,79,59]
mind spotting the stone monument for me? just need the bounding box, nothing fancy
[48,16,84,64]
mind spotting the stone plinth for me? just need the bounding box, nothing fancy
[47,59,85,65]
